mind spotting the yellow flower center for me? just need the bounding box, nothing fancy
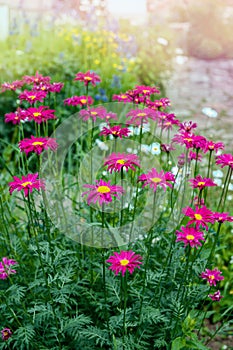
[151,177,162,183]
[137,113,146,117]
[97,185,111,193]
[116,159,126,164]
[194,213,202,220]
[33,112,41,117]
[143,89,149,94]
[209,145,214,149]
[197,181,205,186]
[29,95,36,100]
[120,259,129,266]
[84,76,92,80]
[21,181,32,187]
[91,111,97,115]
[80,99,87,104]
[121,95,127,99]
[165,121,171,125]
[15,116,19,120]
[209,275,215,280]
[41,87,46,90]
[184,138,193,142]
[186,234,194,240]
[32,141,44,146]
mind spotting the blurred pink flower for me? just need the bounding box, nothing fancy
[74,70,101,86]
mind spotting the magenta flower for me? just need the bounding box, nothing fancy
[172,132,206,150]
[138,168,172,192]
[64,95,94,107]
[176,226,205,248]
[216,153,233,169]
[23,71,51,85]
[208,290,223,301]
[74,70,101,86]
[132,85,160,97]
[100,125,130,139]
[158,113,180,130]
[126,108,156,126]
[1,328,12,341]
[26,106,56,123]
[178,121,197,132]
[104,153,140,173]
[146,97,171,109]
[201,268,224,286]
[0,257,18,280]
[189,175,217,190]
[182,206,214,230]
[106,250,143,276]
[19,89,47,104]
[213,212,233,223]
[203,140,224,153]
[33,82,64,93]
[1,80,24,92]
[19,136,58,155]
[82,179,124,206]
[8,173,45,197]
[5,108,28,124]
[112,93,131,103]
[79,106,107,122]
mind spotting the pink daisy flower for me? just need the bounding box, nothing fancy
[64,95,94,107]
[19,90,47,104]
[100,125,130,139]
[201,268,224,286]
[104,153,140,173]
[74,70,101,86]
[146,97,171,110]
[23,71,51,85]
[182,206,214,230]
[132,85,160,97]
[178,121,197,132]
[203,140,224,154]
[216,153,233,169]
[19,136,58,155]
[8,173,45,197]
[213,212,233,223]
[189,175,217,190]
[33,82,64,93]
[112,93,131,103]
[138,168,173,192]
[208,290,223,301]
[176,226,205,248]
[0,257,18,280]
[82,179,124,206]
[1,328,12,341]
[79,106,107,122]
[161,143,176,153]
[173,132,206,150]
[1,80,24,92]
[26,106,56,123]
[158,113,180,130]
[106,250,143,276]
[126,108,157,126]
[5,108,28,124]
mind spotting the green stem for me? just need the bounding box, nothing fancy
[207,222,222,265]
[204,150,213,202]
[122,272,128,347]
[217,166,231,211]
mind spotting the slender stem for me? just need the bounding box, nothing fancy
[217,166,231,211]
[120,168,124,227]
[122,272,128,347]
[204,151,213,202]
[207,222,222,264]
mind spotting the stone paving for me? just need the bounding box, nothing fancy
[166,56,233,151]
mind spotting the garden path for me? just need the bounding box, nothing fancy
[166,56,233,151]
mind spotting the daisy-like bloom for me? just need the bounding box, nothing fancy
[173,132,206,151]
[5,108,28,124]
[208,290,223,301]
[1,80,24,92]
[26,106,56,123]
[79,106,107,122]
[216,153,233,169]
[132,85,160,97]
[33,81,64,93]
[138,168,173,192]
[64,95,94,107]
[103,111,118,122]
[0,257,18,280]
[164,171,176,183]
[106,250,143,276]
[178,121,197,132]
[158,113,180,130]
[112,93,131,103]
[189,175,217,190]
[176,226,205,248]
[74,70,101,86]
[213,212,233,223]
[126,108,156,126]
[8,173,45,197]
[104,153,140,173]
[19,136,58,155]
[149,142,161,155]
[49,82,64,93]
[19,89,47,104]
[82,179,124,206]
[1,328,12,341]
[146,97,171,110]
[100,125,131,139]
[203,140,224,154]
[201,268,224,286]
[23,71,51,85]
[182,205,214,230]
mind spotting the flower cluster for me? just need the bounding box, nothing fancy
[0,257,18,280]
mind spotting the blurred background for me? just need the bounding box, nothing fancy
[0,0,233,148]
